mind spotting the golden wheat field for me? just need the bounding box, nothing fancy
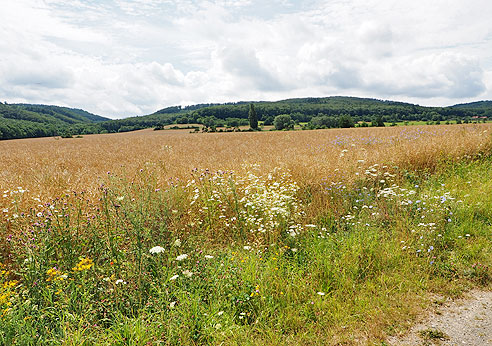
[1,124,491,209]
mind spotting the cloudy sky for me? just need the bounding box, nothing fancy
[1,0,491,118]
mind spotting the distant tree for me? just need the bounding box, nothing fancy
[430,112,442,122]
[263,116,274,126]
[338,114,355,128]
[274,114,294,130]
[248,104,258,130]
[226,118,240,128]
[374,115,385,127]
[200,116,217,128]
[309,115,338,129]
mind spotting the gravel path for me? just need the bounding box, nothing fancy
[388,290,492,346]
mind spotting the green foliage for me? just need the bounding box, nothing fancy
[274,114,294,130]
[373,115,385,127]
[0,103,109,140]
[308,114,338,129]
[338,114,355,128]
[1,153,492,344]
[248,104,258,130]
[2,96,491,140]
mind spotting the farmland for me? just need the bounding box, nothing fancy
[1,124,491,345]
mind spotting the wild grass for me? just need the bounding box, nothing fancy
[0,124,491,345]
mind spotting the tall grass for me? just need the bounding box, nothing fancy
[1,124,490,208]
[0,125,491,344]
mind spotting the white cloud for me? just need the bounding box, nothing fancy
[0,0,491,118]
[364,53,486,98]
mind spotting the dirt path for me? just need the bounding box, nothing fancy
[387,290,492,346]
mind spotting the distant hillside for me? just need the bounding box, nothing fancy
[15,104,109,123]
[451,100,492,111]
[1,97,491,140]
[154,101,251,115]
[133,96,490,130]
[0,103,109,140]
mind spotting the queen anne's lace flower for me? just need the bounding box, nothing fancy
[149,246,165,254]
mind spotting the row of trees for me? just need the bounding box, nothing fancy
[1,98,491,140]
[171,97,492,124]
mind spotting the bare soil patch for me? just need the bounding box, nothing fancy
[388,290,492,345]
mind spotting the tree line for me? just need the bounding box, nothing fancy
[1,97,490,140]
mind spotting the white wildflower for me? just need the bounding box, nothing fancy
[149,246,165,254]
[176,254,188,261]
[182,270,193,278]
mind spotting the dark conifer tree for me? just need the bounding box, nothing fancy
[248,104,258,130]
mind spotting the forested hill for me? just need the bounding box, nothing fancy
[1,96,492,140]
[127,96,492,130]
[450,100,492,110]
[15,104,109,123]
[0,103,109,140]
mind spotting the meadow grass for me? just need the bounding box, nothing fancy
[0,124,491,345]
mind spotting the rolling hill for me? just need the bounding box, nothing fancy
[0,103,109,140]
[1,96,491,140]
[450,100,492,110]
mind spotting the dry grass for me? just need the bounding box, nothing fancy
[0,124,490,208]
[1,124,491,345]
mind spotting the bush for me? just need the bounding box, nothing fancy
[274,114,294,130]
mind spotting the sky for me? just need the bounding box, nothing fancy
[1,0,491,119]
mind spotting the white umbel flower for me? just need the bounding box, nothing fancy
[182,270,193,278]
[149,246,165,254]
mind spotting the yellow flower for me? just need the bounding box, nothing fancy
[3,280,18,289]
[0,293,10,305]
[72,258,94,272]
[1,307,11,318]
[46,268,65,282]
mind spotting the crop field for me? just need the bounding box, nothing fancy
[1,124,492,345]
[1,124,490,203]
